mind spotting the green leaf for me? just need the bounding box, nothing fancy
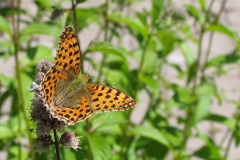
[130,125,170,148]
[172,84,196,106]
[20,45,53,68]
[185,5,205,25]
[36,0,56,9]
[193,95,211,124]
[91,112,126,134]
[0,15,11,35]
[9,145,28,160]
[87,42,127,61]
[151,0,164,25]
[139,73,159,97]
[207,24,240,43]
[205,51,240,68]
[88,135,111,160]
[156,29,180,57]
[193,133,222,159]
[198,0,206,10]
[204,114,235,130]
[74,8,100,30]
[19,24,61,38]
[179,42,196,67]
[76,0,87,3]
[0,124,14,139]
[109,13,148,38]
[0,39,14,59]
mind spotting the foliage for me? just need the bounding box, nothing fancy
[0,0,239,159]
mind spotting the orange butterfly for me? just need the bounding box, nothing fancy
[40,27,136,125]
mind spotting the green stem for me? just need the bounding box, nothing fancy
[175,12,206,160]
[53,129,61,160]
[224,109,240,158]
[175,0,228,158]
[97,0,109,80]
[202,0,227,74]
[11,0,35,159]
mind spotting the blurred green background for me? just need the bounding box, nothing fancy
[1,0,240,159]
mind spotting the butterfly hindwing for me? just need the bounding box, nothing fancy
[50,95,93,125]
[86,84,136,112]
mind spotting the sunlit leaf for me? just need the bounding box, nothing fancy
[0,15,11,35]
[88,135,111,160]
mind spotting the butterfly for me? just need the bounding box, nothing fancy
[40,27,136,125]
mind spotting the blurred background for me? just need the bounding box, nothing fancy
[1,0,240,159]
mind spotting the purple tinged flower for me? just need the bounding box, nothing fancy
[36,59,53,74]
[35,72,45,84]
[59,131,81,150]
[36,121,51,137]
[30,82,40,93]
[30,96,50,122]
[34,135,54,154]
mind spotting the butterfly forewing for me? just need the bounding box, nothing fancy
[55,27,81,75]
[41,67,67,108]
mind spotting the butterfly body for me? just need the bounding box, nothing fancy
[40,27,136,125]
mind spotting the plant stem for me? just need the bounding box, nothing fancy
[97,0,109,80]
[53,129,61,160]
[202,0,227,74]
[11,0,35,159]
[175,0,228,158]
[86,119,93,160]
[175,9,206,160]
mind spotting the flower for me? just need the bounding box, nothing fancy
[36,59,53,74]
[59,131,81,150]
[34,135,54,154]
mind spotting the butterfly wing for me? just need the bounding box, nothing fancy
[55,26,81,75]
[40,67,67,108]
[86,84,136,112]
[50,95,93,125]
